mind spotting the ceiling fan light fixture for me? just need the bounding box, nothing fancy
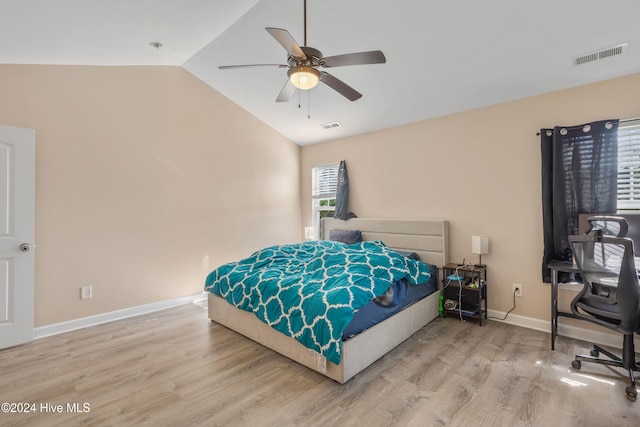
[288,66,320,90]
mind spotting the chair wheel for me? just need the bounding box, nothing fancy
[625,386,637,399]
[572,360,581,370]
[590,349,599,357]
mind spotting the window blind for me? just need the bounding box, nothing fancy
[312,163,339,199]
[618,119,640,210]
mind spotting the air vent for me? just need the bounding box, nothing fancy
[572,43,628,66]
[321,121,342,130]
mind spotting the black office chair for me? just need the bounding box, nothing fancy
[582,215,629,239]
[569,229,640,399]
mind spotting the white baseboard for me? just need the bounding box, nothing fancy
[487,308,622,349]
[34,293,206,340]
[33,293,622,351]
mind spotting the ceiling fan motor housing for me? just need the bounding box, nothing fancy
[287,46,323,90]
[288,46,323,67]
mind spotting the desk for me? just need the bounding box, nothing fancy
[549,258,640,350]
[548,260,581,350]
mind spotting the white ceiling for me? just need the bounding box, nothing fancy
[2,0,640,146]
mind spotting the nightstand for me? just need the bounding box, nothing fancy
[442,263,487,325]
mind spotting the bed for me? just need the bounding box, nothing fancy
[206,218,449,383]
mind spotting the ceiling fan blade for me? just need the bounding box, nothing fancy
[266,27,306,59]
[319,72,362,101]
[322,50,386,67]
[276,80,296,102]
[218,64,288,70]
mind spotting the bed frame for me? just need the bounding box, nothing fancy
[208,218,449,383]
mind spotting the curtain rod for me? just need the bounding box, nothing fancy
[536,118,640,136]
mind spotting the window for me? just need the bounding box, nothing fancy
[312,163,339,239]
[617,119,640,210]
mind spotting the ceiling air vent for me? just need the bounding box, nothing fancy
[321,121,342,130]
[572,43,628,66]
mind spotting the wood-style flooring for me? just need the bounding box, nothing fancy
[1,302,639,426]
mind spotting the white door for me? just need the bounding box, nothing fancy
[0,125,35,349]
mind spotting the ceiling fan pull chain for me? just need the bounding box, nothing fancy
[308,90,311,119]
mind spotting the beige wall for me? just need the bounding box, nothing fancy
[301,72,640,322]
[0,65,301,327]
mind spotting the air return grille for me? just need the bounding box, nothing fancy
[572,43,628,66]
[321,121,342,130]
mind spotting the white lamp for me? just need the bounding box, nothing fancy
[288,66,320,90]
[304,226,315,240]
[471,235,489,267]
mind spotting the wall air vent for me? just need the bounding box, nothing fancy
[321,121,342,130]
[572,42,628,66]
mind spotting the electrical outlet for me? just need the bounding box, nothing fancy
[80,286,92,300]
[512,283,523,297]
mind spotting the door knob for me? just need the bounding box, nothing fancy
[19,243,31,252]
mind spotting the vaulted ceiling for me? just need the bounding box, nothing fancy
[2,0,640,145]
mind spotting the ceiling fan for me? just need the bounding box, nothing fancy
[218,0,386,102]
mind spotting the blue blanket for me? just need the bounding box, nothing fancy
[204,240,432,364]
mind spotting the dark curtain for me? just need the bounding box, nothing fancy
[541,119,619,282]
[334,160,356,220]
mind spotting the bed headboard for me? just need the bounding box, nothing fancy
[321,217,449,268]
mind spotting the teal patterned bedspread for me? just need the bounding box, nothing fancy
[204,240,432,364]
